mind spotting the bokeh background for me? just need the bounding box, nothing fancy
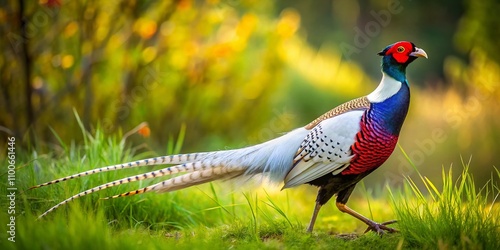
[1,0,499,188]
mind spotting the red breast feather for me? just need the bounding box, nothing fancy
[341,113,398,175]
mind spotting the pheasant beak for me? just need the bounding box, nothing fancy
[410,47,428,59]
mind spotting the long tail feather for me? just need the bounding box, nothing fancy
[35,128,309,219]
[37,160,211,219]
[103,166,246,199]
[29,153,209,190]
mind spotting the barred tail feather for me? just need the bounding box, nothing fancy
[103,166,246,199]
[35,129,308,219]
[37,160,212,219]
[29,153,210,190]
[153,166,245,193]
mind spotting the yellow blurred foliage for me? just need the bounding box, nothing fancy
[134,18,158,39]
[142,47,157,64]
[61,55,74,69]
[63,21,79,37]
[279,37,369,95]
[277,9,301,38]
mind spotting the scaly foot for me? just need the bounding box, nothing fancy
[363,220,398,235]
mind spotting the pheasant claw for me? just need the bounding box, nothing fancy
[363,220,399,235]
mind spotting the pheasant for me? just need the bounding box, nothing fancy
[30,41,427,234]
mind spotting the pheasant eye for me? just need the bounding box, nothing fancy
[397,46,405,53]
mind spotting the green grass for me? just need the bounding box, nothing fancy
[389,157,500,249]
[1,121,499,249]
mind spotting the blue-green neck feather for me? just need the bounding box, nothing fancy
[381,55,408,83]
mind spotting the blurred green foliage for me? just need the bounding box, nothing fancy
[1,0,297,151]
[1,0,499,185]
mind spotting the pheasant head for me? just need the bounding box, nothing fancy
[377,41,428,82]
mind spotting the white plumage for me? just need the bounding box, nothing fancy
[283,110,362,188]
[367,73,403,102]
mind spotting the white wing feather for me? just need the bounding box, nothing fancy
[282,111,363,188]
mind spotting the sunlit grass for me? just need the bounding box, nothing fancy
[389,149,500,249]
